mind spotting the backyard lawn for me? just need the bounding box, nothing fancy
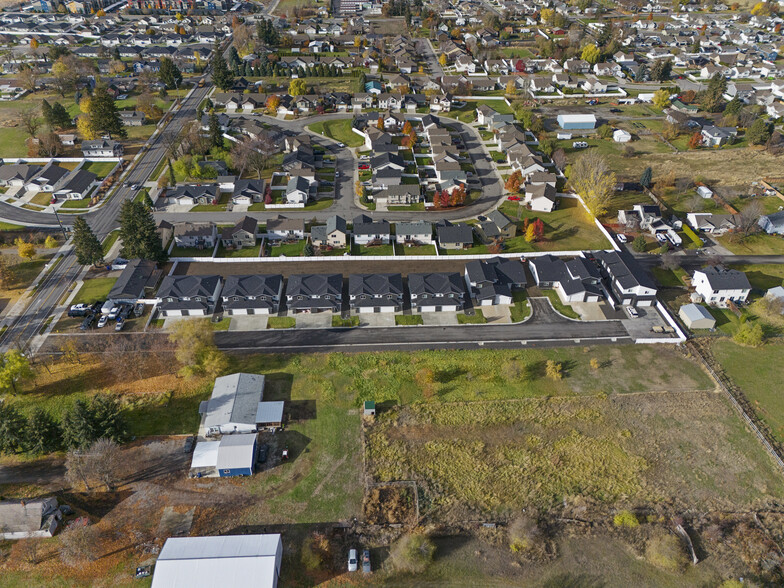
[216,243,262,258]
[170,245,214,257]
[82,160,118,178]
[306,118,364,147]
[268,241,306,257]
[71,277,118,305]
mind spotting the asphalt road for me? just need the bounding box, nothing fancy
[418,38,444,78]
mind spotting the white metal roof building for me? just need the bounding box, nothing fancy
[202,373,265,435]
[556,113,597,129]
[678,303,716,330]
[256,401,285,428]
[190,434,258,477]
[151,534,282,588]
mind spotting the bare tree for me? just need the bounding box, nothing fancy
[37,132,63,157]
[551,148,567,171]
[20,106,41,138]
[18,65,38,93]
[16,538,41,564]
[65,438,124,491]
[660,251,680,271]
[686,193,705,212]
[59,522,98,567]
[737,200,764,237]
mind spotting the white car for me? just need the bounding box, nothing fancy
[626,306,639,318]
[97,315,108,328]
[655,233,668,244]
[348,549,358,572]
[617,234,627,243]
[107,306,120,320]
[337,142,346,148]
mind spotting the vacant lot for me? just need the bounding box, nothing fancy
[712,340,784,444]
[306,118,364,147]
[366,388,784,519]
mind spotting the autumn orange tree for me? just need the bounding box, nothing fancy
[688,132,702,149]
[504,171,523,192]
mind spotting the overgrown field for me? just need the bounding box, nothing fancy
[366,390,784,519]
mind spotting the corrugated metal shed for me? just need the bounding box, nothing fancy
[204,373,265,432]
[216,433,257,471]
[152,534,282,588]
[255,401,284,425]
[190,441,220,470]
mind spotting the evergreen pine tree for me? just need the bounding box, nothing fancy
[0,402,26,454]
[208,112,223,148]
[159,57,183,90]
[113,46,121,61]
[51,102,72,129]
[41,99,54,128]
[211,42,234,91]
[640,167,652,189]
[90,395,128,443]
[168,158,176,186]
[72,216,104,267]
[90,83,126,138]
[24,408,62,455]
[118,200,166,262]
[61,399,96,449]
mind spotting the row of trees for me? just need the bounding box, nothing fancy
[432,184,467,208]
[0,394,127,456]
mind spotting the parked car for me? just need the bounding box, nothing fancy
[135,566,151,579]
[68,304,89,318]
[358,164,370,170]
[107,306,120,320]
[626,306,639,318]
[257,444,269,463]
[348,549,358,572]
[655,233,668,244]
[572,141,588,149]
[609,108,622,113]
[337,142,345,148]
[97,315,108,328]
[362,549,371,573]
[617,234,627,243]
[183,436,195,453]
[507,195,521,201]
[133,303,144,317]
[114,317,126,331]
[80,314,95,330]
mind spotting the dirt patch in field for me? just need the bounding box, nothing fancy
[364,485,416,526]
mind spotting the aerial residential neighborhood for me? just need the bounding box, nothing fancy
[1,0,784,585]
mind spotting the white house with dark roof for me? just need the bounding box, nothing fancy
[692,266,751,308]
[201,372,266,436]
[156,274,222,317]
[408,272,465,312]
[221,275,283,316]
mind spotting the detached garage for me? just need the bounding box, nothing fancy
[679,303,716,330]
[190,433,258,478]
[557,114,597,130]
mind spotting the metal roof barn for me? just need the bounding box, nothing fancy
[151,534,282,588]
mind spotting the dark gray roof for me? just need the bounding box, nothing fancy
[0,164,41,183]
[108,259,158,300]
[59,169,97,194]
[36,164,69,184]
[696,266,751,290]
[222,274,282,299]
[352,214,390,235]
[286,273,342,298]
[348,273,403,297]
[486,209,514,229]
[595,250,656,291]
[408,272,465,297]
[171,184,218,200]
[396,221,432,236]
[221,216,257,239]
[437,223,474,245]
[157,274,221,300]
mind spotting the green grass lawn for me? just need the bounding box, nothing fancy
[268,241,306,257]
[458,310,486,324]
[0,221,24,231]
[713,340,784,444]
[388,203,425,211]
[82,160,118,178]
[101,230,120,255]
[267,317,295,329]
[355,244,395,256]
[396,315,423,325]
[394,243,437,256]
[170,245,214,257]
[332,316,359,327]
[71,277,117,305]
[728,263,784,291]
[651,266,688,288]
[216,243,261,258]
[59,197,92,209]
[539,289,581,319]
[718,233,784,256]
[307,118,364,147]
[0,127,30,157]
[510,290,530,323]
[125,124,157,140]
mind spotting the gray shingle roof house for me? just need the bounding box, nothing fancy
[437,221,474,250]
[0,164,41,187]
[220,216,258,249]
[529,255,603,304]
[408,272,465,312]
[170,184,218,206]
[81,139,123,157]
[108,259,160,304]
[221,274,283,315]
[55,169,99,200]
[594,250,657,307]
[396,221,433,245]
[202,372,266,436]
[692,266,751,308]
[266,216,305,241]
[348,273,404,313]
[173,221,218,249]
[311,215,348,248]
[352,214,391,245]
[464,258,527,305]
[286,273,343,313]
[0,498,61,540]
[156,274,222,316]
[759,211,784,235]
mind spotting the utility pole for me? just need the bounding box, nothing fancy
[52,207,68,241]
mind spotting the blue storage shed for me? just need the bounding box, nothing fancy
[217,433,257,477]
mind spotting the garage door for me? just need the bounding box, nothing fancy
[420,306,436,313]
[481,299,493,306]
[638,300,654,307]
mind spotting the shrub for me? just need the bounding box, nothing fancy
[508,515,543,554]
[545,360,562,380]
[632,235,647,252]
[590,358,600,370]
[389,533,436,574]
[645,533,688,571]
[733,322,764,347]
[613,510,639,528]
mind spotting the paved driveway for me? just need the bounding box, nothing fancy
[229,315,269,331]
[295,312,333,329]
[359,313,396,327]
[482,306,511,324]
[421,311,459,326]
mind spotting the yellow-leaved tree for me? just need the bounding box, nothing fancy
[568,150,617,218]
